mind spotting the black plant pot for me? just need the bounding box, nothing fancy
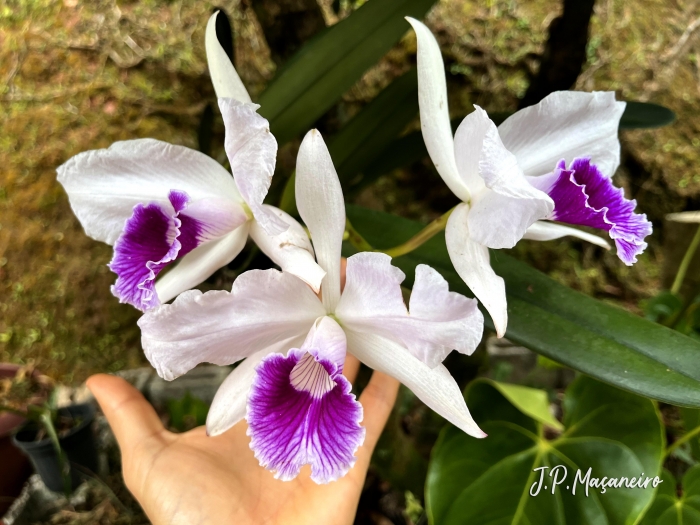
[12,403,98,493]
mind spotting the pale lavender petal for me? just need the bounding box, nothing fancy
[247,347,364,484]
[301,317,347,370]
[336,253,483,367]
[140,269,325,380]
[530,158,652,265]
[248,205,325,293]
[220,98,287,236]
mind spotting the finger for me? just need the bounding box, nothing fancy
[343,354,360,384]
[354,371,400,467]
[86,374,166,453]
[340,257,347,290]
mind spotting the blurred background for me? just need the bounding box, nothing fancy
[2,0,700,522]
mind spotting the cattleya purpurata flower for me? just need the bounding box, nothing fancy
[408,18,652,336]
[56,12,324,311]
[139,129,486,483]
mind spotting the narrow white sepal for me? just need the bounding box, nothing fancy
[205,12,252,103]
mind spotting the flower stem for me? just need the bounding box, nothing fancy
[666,423,700,457]
[671,224,700,295]
[344,218,374,252]
[379,207,456,259]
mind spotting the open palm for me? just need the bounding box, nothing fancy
[87,355,398,525]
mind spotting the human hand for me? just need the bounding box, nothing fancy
[88,360,397,525]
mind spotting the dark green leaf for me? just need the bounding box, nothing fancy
[620,101,676,130]
[639,467,700,524]
[343,205,700,407]
[330,68,419,190]
[257,0,436,145]
[426,376,664,525]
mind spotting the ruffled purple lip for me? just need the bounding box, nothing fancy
[109,190,202,311]
[246,347,364,484]
[530,158,652,265]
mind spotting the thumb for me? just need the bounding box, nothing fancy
[87,373,167,454]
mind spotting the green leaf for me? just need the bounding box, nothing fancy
[257,0,436,145]
[478,378,563,431]
[620,102,676,130]
[343,205,700,407]
[681,408,700,460]
[638,467,700,525]
[426,376,664,525]
[330,68,419,190]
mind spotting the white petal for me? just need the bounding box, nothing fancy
[220,98,287,236]
[666,211,700,223]
[155,222,250,304]
[446,203,507,338]
[295,130,345,312]
[301,316,346,369]
[523,221,611,250]
[453,109,488,194]
[248,205,325,293]
[407,17,471,202]
[346,331,485,438]
[205,12,252,103]
[465,106,553,249]
[498,91,626,177]
[206,335,305,437]
[407,265,484,366]
[140,269,325,380]
[336,253,483,367]
[56,139,240,245]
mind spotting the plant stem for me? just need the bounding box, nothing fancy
[671,224,700,295]
[40,408,72,498]
[379,207,456,259]
[344,217,374,252]
[666,424,700,457]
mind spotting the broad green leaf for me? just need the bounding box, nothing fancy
[359,101,675,181]
[330,68,419,189]
[426,376,664,525]
[257,0,436,145]
[343,205,700,407]
[639,467,700,525]
[479,378,563,431]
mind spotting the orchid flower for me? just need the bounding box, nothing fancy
[409,18,554,337]
[409,18,652,337]
[138,129,486,483]
[56,13,323,311]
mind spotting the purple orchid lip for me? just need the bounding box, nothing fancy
[109,190,202,311]
[529,158,652,265]
[246,345,364,484]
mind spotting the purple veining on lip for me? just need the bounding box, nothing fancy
[109,190,203,311]
[246,348,364,484]
[530,158,652,265]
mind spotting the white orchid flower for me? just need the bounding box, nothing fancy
[56,13,324,311]
[408,18,554,337]
[138,129,486,484]
[409,18,652,337]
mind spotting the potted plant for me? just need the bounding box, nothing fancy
[0,364,98,495]
[0,363,50,514]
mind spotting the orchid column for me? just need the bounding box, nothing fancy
[139,129,487,483]
[56,12,323,311]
